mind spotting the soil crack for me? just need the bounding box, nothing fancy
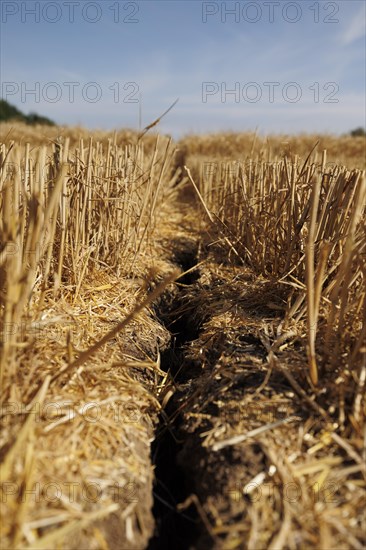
[148,241,203,550]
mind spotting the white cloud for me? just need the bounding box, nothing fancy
[341,7,366,45]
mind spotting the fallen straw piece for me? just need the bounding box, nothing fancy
[211,416,301,452]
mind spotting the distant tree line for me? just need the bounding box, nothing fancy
[349,127,366,137]
[0,99,55,126]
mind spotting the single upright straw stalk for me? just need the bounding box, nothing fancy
[305,168,322,385]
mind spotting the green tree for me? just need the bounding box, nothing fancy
[350,127,366,137]
[0,99,55,126]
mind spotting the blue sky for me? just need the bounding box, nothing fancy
[1,0,365,137]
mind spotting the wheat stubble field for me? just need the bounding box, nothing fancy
[0,122,365,550]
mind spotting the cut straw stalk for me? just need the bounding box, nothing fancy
[304,238,332,383]
[305,171,322,385]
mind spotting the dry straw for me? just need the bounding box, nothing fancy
[190,143,365,386]
[1,124,365,549]
[0,128,178,549]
